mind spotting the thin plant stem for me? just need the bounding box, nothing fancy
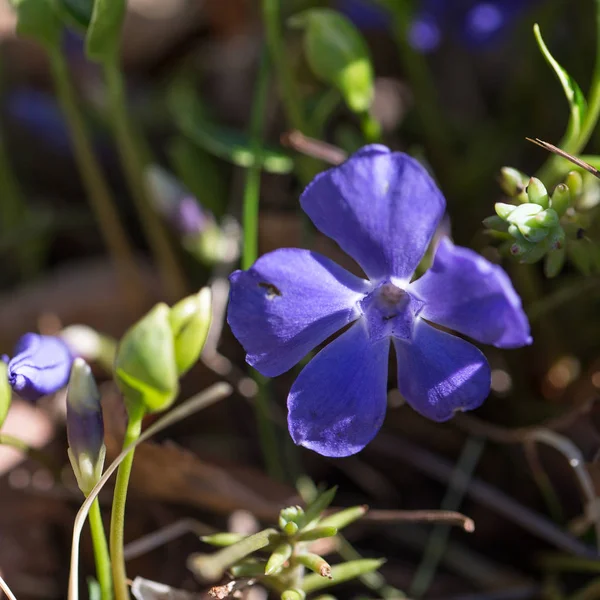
[102,54,187,301]
[243,52,284,481]
[88,498,113,600]
[47,48,143,314]
[110,406,144,600]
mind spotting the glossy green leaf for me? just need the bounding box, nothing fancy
[291,8,374,113]
[115,303,179,414]
[168,82,293,174]
[10,0,62,49]
[85,0,126,60]
[534,24,587,146]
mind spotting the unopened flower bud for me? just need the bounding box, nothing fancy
[506,203,543,224]
[499,167,529,197]
[565,171,583,198]
[115,304,179,415]
[526,177,549,208]
[279,505,304,529]
[494,202,516,220]
[7,333,72,401]
[66,358,105,495]
[282,590,306,600]
[551,183,571,217]
[169,288,212,377]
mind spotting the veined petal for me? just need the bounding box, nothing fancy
[410,238,531,348]
[288,321,389,457]
[300,145,445,282]
[8,333,73,402]
[394,320,491,422]
[227,248,369,377]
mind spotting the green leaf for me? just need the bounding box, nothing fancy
[534,23,587,148]
[0,361,12,430]
[291,8,374,113]
[85,0,126,60]
[168,83,293,174]
[10,0,62,49]
[302,559,386,594]
[51,0,93,29]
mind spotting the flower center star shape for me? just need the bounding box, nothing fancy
[227,145,531,457]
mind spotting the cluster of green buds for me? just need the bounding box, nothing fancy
[188,487,384,599]
[484,167,588,277]
[114,288,212,417]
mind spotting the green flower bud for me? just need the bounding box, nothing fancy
[265,542,293,575]
[532,208,560,228]
[544,246,566,278]
[499,167,529,197]
[279,505,304,530]
[169,288,212,377]
[290,9,374,113]
[283,521,299,536]
[0,361,12,430]
[282,590,306,600]
[565,171,583,198]
[482,215,509,232]
[115,303,179,415]
[66,358,106,495]
[551,183,571,217]
[526,177,549,208]
[494,202,516,220]
[506,203,543,224]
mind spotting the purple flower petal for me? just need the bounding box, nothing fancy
[409,238,532,348]
[227,248,369,377]
[300,145,445,282]
[288,322,389,457]
[394,320,491,421]
[8,334,73,402]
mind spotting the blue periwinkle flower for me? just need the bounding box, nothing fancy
[227,146,531,457]
[6,333,73,401]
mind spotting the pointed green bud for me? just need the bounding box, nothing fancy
[169,288,212,377]
[282,590,306,600]
[565,171,583,198]
[482,215,509,232]
[302,559,386,594]
[284,522,299,536]
[544,246,566,278]
[265,542,293,575]
[551,183,571,217]
[526,177,549,208]
[115,303,178,415]
[506,203,543,224]
[299,486,337,528]
[290,9,374,113]
[66,358,106,495]
[499,167,529,197]
[200,533,245,547]
[279,505,304,529]
[0,361,12,430]
[494,202,516,220]
[319,505,367,531]
[532,208,560,228]
[296,553,333,578]
[295,526,338,542]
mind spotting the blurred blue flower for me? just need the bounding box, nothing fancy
[338,0,541,52]
[6,89,72,152]
[5,333,73,401]
[227,146,531,457]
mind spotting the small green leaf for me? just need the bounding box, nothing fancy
[295,526,338,542]
[200,533,245,547]
[85,0,126,61]
[291,8,374,113]
[319,505,367,531]
[302,559,386,594]
[534,24,587,146]
[0,361,12,429]
[10,0,62,49]
[168,83,293,174]
[300,486,337,528]
[265,542,293,575]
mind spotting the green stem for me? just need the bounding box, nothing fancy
[262,0,319,183]
[47,49,143,313]
[243,52,284,481]
[110,407,143,600]
[88,499,113,600]
[102,54,187,301]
